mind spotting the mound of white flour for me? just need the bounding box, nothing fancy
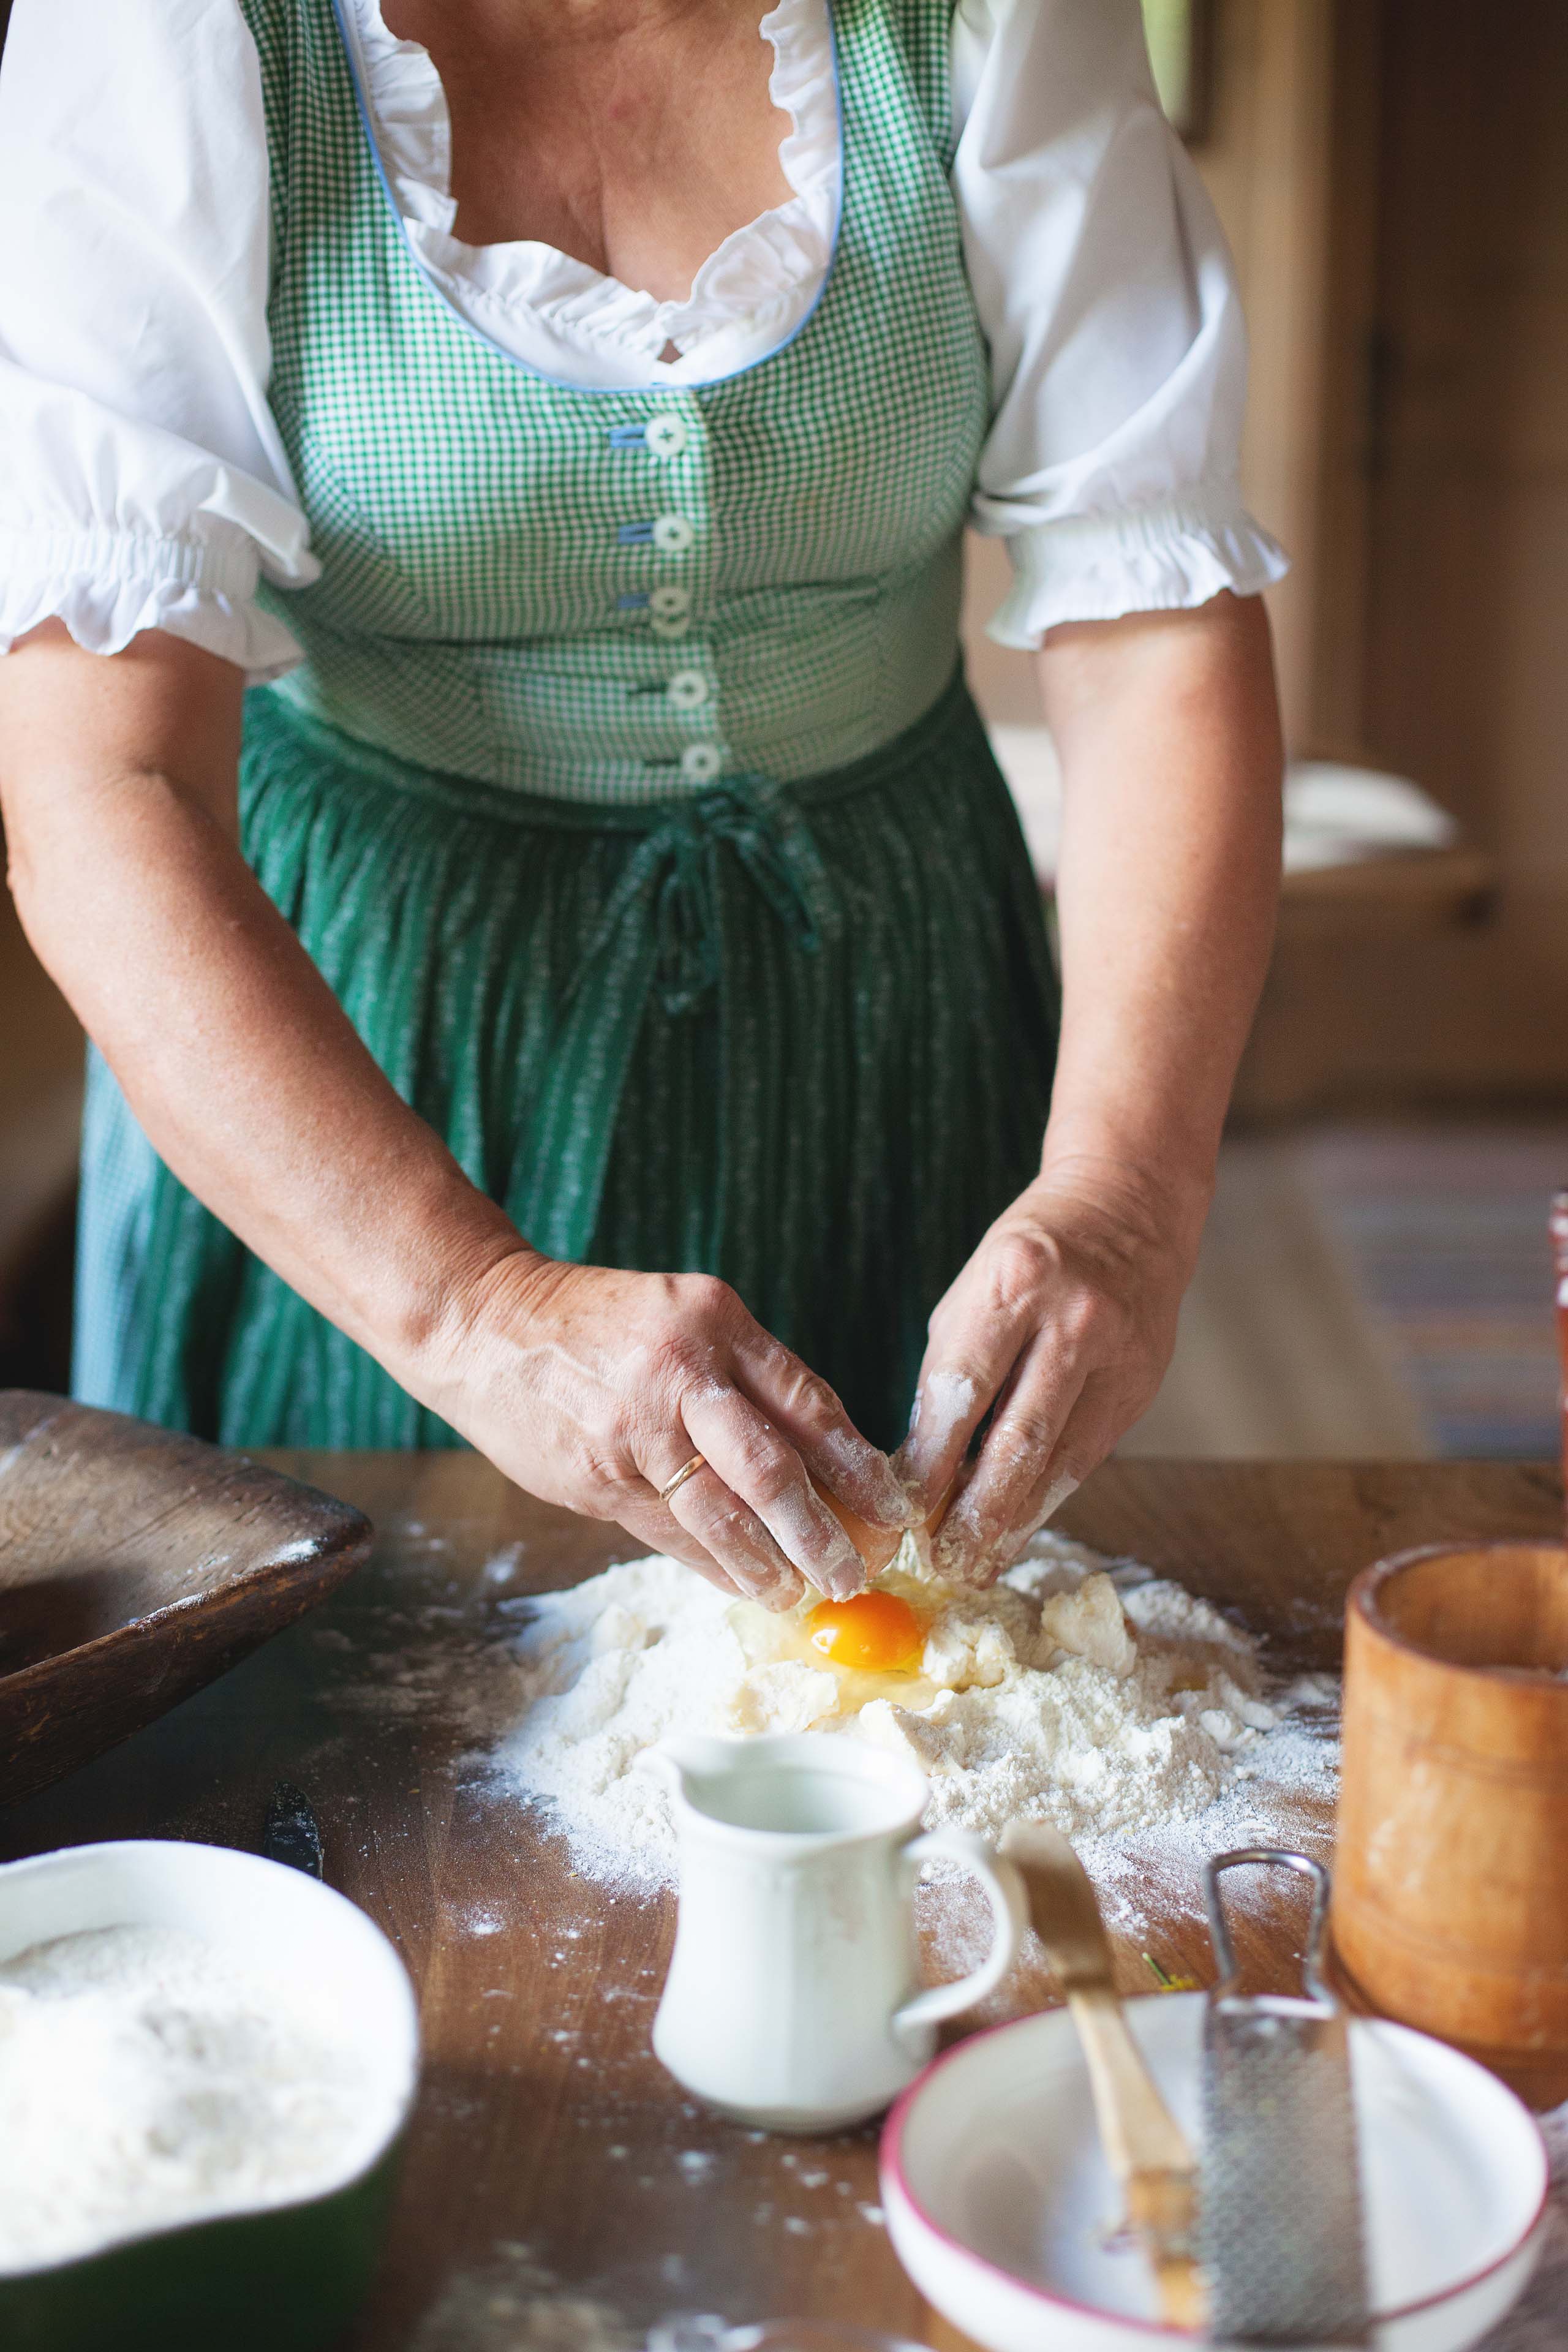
[0,1924,385,2273]
[496,1534,1289,1893]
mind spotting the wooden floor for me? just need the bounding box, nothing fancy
[1123,1136,1433,1460]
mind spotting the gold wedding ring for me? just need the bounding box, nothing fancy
[657,1453,707,1507]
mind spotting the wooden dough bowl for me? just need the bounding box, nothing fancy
[0,1391,372,1806]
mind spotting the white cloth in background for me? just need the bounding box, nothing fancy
[0,0,1286,682]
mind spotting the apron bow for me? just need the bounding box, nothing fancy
[575,774,837,1020]
[516,772,840,1260]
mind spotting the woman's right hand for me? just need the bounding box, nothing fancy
[428,1249,916,1610]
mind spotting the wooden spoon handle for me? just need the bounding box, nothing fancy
[1068,1986,1193,2177]
[1068,1989,1204,2332]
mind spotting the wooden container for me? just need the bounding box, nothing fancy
[0,1390,371,1805]
[1332,1540,1568,2108]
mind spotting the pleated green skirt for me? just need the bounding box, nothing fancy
[74,671,1058,1453]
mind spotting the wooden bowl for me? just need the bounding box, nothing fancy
[0,1392,371,1806]
[1332,1540,1568,2108]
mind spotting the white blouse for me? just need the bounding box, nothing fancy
[0,0,1286,685]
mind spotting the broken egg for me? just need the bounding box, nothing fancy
[806,1589,928,1676]
[728,1569,941,1723]
[818,1488,905,1578]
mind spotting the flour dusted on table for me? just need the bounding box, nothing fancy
[496,1533,1303,1893]
[0,1925,385,2273]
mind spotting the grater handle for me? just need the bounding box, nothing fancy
[1204,1848,1333,2005]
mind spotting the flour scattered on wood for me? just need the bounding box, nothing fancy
[409,2238,636,2352]
[494,1532,1336,1901]
[0,1925,389,2274]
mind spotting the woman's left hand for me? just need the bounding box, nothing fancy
[894,1167,1197,1586]
[899,593,1284,1586]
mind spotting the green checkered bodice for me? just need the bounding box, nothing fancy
[241,0,992,800]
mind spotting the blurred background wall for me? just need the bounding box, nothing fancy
[968,0,1568,1461]
[0,0,78,1392]
[1,0,1566,1451]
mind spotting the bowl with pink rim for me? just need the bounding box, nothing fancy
[880,1992,1548,2352]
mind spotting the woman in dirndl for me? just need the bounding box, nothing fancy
[0,0,1285,1606]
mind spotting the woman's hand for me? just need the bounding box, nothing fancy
[895,1168,1196,1586]
[900,592,1284,1585]
[431,1250,916,1610]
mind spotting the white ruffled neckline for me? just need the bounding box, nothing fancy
[343,0,840,388]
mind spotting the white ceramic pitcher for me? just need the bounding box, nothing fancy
[649,1731,1027,2132]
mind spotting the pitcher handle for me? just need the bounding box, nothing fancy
[892,1828,1027,2040]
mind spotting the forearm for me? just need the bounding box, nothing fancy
[0,639,522,1400]
[1036,591,1283,1262]
[899,595,1284,1567]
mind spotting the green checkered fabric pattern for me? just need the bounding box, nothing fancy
[243,0,990,799]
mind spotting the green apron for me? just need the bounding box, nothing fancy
[74,0,1058,1452]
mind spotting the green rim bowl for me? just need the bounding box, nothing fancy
[0,1839,420,2352]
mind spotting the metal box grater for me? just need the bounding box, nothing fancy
[1200,1850,1371,2345]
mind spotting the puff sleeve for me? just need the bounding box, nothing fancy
[952,0,1287,646]
[0,0,317,681]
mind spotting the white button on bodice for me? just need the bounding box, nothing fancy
[650,584,691,618]
[652,514,695,556]
[668,669,710,709]
[681,743,724,782]
[652,612,692,640]
[645,413,690,459]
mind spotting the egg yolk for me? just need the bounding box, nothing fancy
[806,1590,927,1676]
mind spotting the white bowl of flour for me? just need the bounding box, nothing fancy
[0,1839,418,2352]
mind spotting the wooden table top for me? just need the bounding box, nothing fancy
[1,1456,1561,2350]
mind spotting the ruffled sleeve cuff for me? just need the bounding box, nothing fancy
[979,482,1290,650]
[0,521,306,683]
